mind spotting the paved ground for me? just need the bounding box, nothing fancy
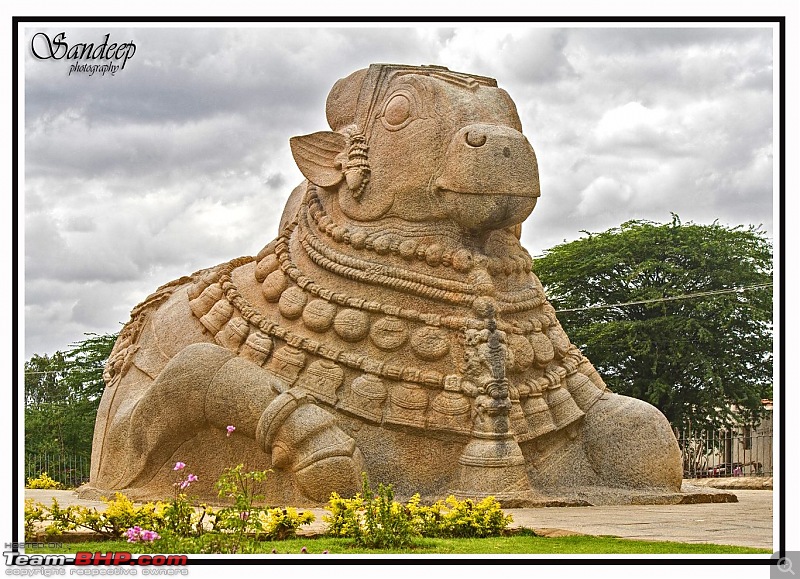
[504,490,773,549]
[25,488,773,550]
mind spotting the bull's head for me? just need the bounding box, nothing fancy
[290,64,540,234]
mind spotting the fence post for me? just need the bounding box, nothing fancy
[25,452,93,488]
[678,428,772,479]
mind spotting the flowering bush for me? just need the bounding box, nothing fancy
[324,474,513,545]
[164,462,204,537]
[24,454,309,549]
[411,494,513,538]
[24,493,164,540]
[324,473,416,548]
[324,492,364,539]
[213,464,315,543]
[24,499,47,541]
[26,472,61,490]
[255,507,315,541]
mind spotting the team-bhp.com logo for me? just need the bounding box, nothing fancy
[30,31,136,76]
[4,544,188,575]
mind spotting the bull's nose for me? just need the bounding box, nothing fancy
[436,123,539,198]
[465,130,487,148]
[434,122,540,232]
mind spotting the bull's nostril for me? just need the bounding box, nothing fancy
[465,131,487,147]
[503,147,511,158]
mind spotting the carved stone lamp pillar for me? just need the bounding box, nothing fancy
[455,313,529,498]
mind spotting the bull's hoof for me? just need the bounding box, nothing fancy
[582,392,682,490]
[294,450,365,503]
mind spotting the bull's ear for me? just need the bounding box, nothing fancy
[289,131,346,188]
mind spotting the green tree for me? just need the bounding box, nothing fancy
[533,216,772,432]
[59,333,117,403]
[24,352,68,409]
[25,333,118,484]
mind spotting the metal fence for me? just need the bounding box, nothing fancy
[25,453,91,489]
[677,426,773,478]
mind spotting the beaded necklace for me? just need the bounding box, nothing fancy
[306,185,535,277]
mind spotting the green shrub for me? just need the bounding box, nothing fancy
[24,463,314,547]
[26,493,167,540]
[212,464,314,545]
[324,475,513,546]
[254,507,315,541]
[26,472,61,489]
[24,499,47,541]
[324,473,417,548]
[154,532,255,554]
[160,495,209,537]
[325,492,365,539]
[360,476,417,549]
[23,492,211,541]
[213,464,268,539]
[215,464,270,507]
[435,495,513,538]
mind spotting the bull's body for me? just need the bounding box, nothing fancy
[86,65,683,505]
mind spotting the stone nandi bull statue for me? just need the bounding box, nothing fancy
[86,64,686,506]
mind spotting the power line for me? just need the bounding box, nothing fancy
[555,282,772,313]
[24,369,101,376]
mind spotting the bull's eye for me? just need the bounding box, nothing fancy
[385,95,411,125]
[380,92,415,131]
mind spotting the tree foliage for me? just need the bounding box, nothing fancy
[25,333,117,461]
[533,216,773,432]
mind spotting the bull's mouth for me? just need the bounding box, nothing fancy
[435,185,539,198]
[434,183,538,232]
[433,123,541,226]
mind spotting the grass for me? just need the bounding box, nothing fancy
[25,532,771,555]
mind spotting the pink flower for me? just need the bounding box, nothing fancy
[173,462,186,471]
[239,511,250,521]
[126,527,159,543]
[178,473,198,490]
[226,425,236,437]
[140,530,160,542]
[301,546,307,553]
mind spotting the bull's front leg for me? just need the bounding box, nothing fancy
[580,390,683,491]
[117,343,363,501]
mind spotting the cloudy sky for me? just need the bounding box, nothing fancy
[21,22,777,358]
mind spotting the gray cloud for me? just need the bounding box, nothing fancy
[23,24,775,357]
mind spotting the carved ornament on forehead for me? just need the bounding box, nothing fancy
[355,64,498,137]
[334,65,499,209]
